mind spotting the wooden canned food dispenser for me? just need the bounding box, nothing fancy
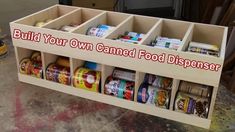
[10,4,228,129]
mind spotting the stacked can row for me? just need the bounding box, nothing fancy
[33,16,221,57]
[18,50,213,119]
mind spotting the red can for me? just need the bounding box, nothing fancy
[104,76,134,101]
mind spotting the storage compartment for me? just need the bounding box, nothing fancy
[43,8,104,32]
[43,53,71,85]
[15,5,77,27]
[16,47,43,78]
[72,59,101,92]
[73,11,130,37]
[183,24,226,57]
[173,80,213,119]
[141,19,191,50]
[107,15,159,44]
[103,66,136,101]
[136,72,173,109]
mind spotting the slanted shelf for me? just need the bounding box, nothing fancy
[173,80,215,119]
[42,8,104,32]
[71,59,102,93]
[135,72,173,109]
[106,15,159,44]
[181,23,226,58]
[43,53,71,85]
[102,66,136,101]
[176,23,227,86]
[15,47,43,79]
[14,5,78,27]
[10,4,228,129]
[73,11,131,38]
[141,19,192,51]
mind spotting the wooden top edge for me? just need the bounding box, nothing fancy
[10,4,228,29]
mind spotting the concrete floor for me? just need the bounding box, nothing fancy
[1,1,235,132]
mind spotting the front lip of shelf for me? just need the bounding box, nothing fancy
[18,73,211,129]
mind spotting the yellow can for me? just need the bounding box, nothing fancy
[73,67,101,92]
[0,40,8,57]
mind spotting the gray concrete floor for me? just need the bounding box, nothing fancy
[0,1,235,132]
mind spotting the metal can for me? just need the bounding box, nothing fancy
[117,38,139,44]
[137,83,170,109]
[19,58,32,75]
[19,52,43,78]
[187,42,219,57]
[73,67,101,92]
[31,61,43,78]
[112,68,135,82]
[35,21,45,27]
[46,63,71,85]
[84,61,101,71]
[97,24,115,30]
[179,81,212,98]
[126,32,145,41]
[60,25,76,32]
[60,23,79,32]
[104,76,134,101]
[87,27,108,38]
[174,92,209,118]
[144,74,172,89]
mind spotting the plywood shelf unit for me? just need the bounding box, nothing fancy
[10,4,228,129]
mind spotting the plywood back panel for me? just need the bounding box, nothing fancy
[106,12,131,27]
[161,19,191,39]
[105,16,134,39]
[72,12,106,34]
[133,15,159,34]
[81,8,104,23]
[192,24,225,48]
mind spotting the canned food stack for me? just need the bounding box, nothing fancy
[174,81,212,118]
[187,42,220,57]
[115,32,145,44]
[104,68,135,101]
[148,36,182,50]
[0,39,8,58]
[137,74,172,109]
[59,23,79,32]
[73,61,101,92]
[86,24,115,38]
[19,51,43,78]
[46,57,71,85]
[34,19,53,27]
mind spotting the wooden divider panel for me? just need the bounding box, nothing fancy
[101,65,115,94]
[170,79,180,110]
[134,72,145,102]
[42,8,105,32]
[72,11,130,36]
[15,5,77,26]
